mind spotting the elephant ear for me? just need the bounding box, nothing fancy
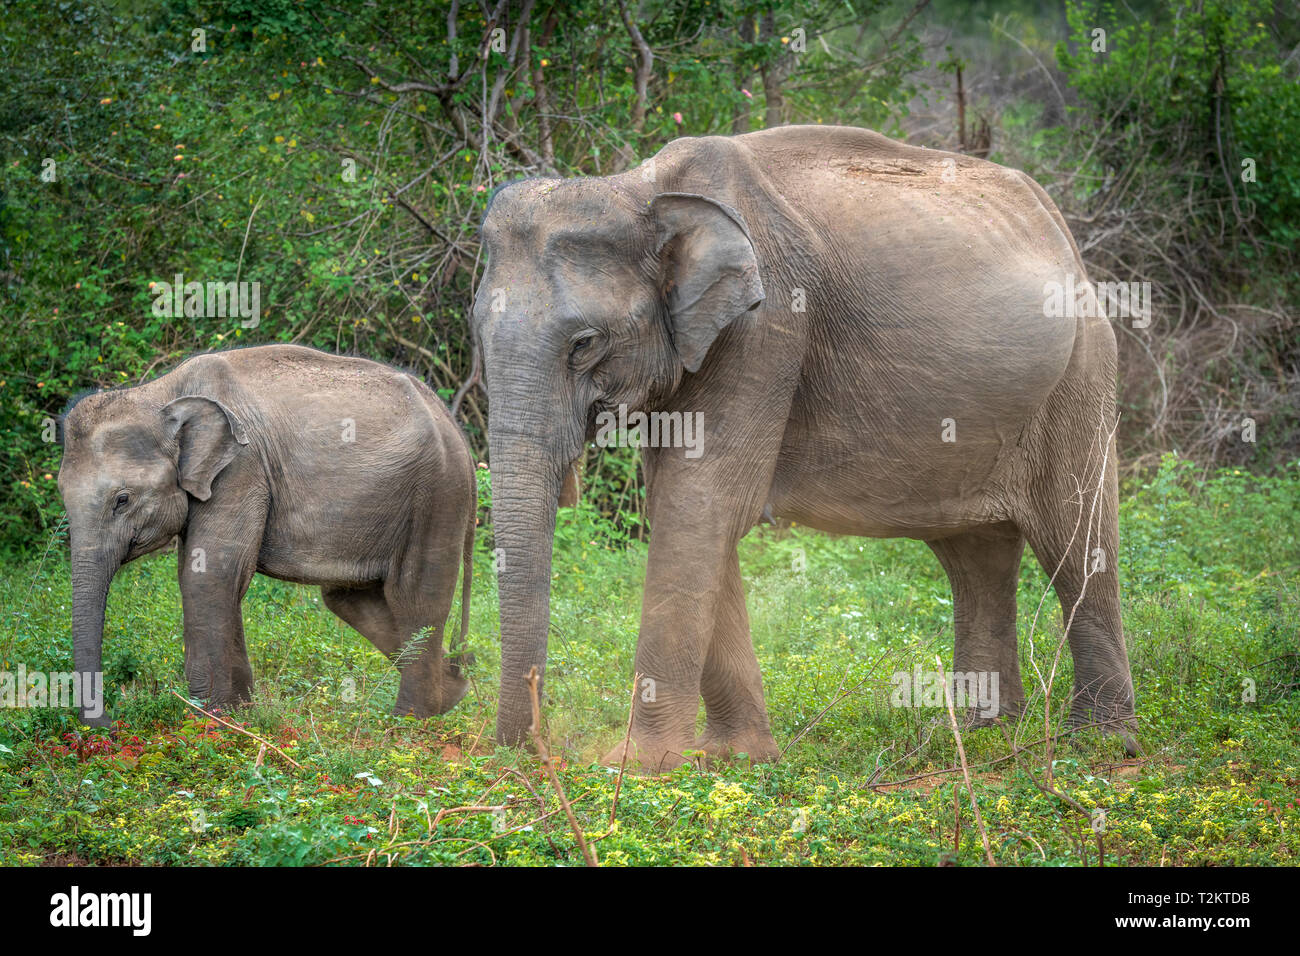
[652,192,765,374]
[162,396,249,501]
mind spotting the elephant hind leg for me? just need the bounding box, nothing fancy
[695,548,779,764]
[1015,443,1137,751]
[926,522,1027,726]
[322,583,400,655]
[322,578,467,717]
[383,556,468,718]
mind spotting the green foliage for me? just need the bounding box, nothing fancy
[1011,0,1300,467]
[1057,0,1300,260]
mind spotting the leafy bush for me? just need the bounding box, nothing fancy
[1044,0,1299,466]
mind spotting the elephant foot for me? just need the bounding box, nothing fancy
[600,737,697,775]
[695,727,780,766]
[394,681,469,718]
[1068,697,1140,757]
[205,698,248,718]
[964,694,1025,729]
[187,669,254,718]
[201,687,253,719]
[393,657,471,718]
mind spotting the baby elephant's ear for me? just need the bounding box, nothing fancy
[162,396,249,501]
[652,192,765,374]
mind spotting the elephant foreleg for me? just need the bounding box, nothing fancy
[599,506,743,772]
[601,465,782,771]
[177,516,263,714]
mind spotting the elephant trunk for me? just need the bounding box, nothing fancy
[70,545,115,726]
[489,429,562,747]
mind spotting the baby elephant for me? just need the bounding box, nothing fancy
[58,344,476,725]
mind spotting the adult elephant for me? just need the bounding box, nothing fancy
[473,125,1136,769]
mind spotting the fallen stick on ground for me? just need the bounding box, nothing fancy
[527,666,598,867]
[170,689,302,770]
[935,655,995,866]
[609,670,639,827]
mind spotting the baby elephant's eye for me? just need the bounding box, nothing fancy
[113,492,130,512]
[570,335,596,359]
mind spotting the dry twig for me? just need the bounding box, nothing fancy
[526,667,598,867]
[170,690,302,770]
[609,671,639,827]
[935,655,995,866]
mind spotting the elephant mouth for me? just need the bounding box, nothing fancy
[126,531,174,563]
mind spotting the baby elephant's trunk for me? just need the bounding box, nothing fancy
[69,546,115,726]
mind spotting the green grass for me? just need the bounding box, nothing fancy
[1,454,1298,866]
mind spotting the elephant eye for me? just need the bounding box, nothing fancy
[113,492,130,512]
[569,333,598,363]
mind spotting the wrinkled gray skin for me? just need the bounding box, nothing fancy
[59,344,475,725]
[474,125,1137,770]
